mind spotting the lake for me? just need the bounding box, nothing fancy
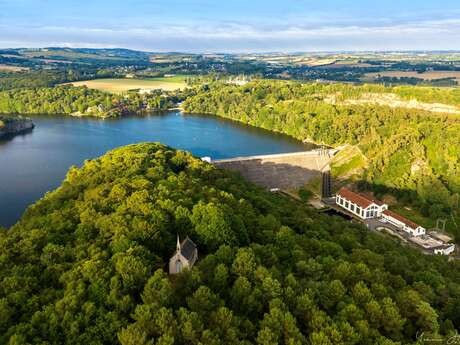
[0,112,313,228]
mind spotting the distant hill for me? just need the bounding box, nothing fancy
[0,47,156,68]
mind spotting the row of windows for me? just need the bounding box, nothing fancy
[336,196,380,219]
[337,196,364,216]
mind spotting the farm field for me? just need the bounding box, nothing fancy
[0,64,29,71]
[364,70,460,83]
[316,62,375,69]
[149,54,194,63]
[66,77,187,93]
[21,49,126,61]
[144,75,191,83]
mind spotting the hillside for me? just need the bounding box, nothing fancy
[183,80,460,238]
[1,143,459,344]
[1,48,152,68]
[0,86,179,117]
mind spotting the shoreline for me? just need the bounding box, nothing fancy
[1,106,181,120]
[0,116,35,139]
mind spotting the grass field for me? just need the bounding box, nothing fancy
[67,77,187,93]
[317,62,375,69]
[144,75,190,83]
[0,64,29,72]
[364,70,460,83]
[149,54,194,63]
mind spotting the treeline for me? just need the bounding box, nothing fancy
[375,76,458,87]
[0,86,181,117]
[0,143,459,344]
[0,70,71,90]
[276,81,460,106]
[0,69,117,91]
[183,80,460,238]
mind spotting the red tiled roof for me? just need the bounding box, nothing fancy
[337,187,379,209]
[371,198,386,207]
[383,209,420,230]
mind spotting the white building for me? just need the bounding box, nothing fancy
[433,244,456,255]
[335,188,456,256]
[169,236,198,274]
[381,209,426,237]
[335,187,388,220]
[410,235,456,256]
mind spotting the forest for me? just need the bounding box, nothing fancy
[0,86,181,117]
[0,69,118,91]
[0,143,459,344]
[374,76,458,87]
[183,80,460,238]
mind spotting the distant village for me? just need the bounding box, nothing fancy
[335,187,456,256]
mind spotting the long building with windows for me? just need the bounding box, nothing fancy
[381,209,426,237]
[334,187,456,255]
[335,187,388,220]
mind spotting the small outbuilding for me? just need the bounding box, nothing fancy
[169,235,198,274]
[433,244,456,256]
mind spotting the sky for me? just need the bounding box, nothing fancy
[0,0,459,52]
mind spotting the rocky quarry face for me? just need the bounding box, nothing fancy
[0,116,35,138]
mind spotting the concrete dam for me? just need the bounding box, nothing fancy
[212,149,336,190]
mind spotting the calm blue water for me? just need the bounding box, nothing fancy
[0,112,312,227]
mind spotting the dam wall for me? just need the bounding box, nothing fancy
[212,149,335,189]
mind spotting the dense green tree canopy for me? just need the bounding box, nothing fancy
[0,70,81,91]
[0,86,179,117]
[183,80,460,238]
[0,143,459,344]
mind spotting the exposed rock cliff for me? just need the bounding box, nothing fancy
[0,115,35,138]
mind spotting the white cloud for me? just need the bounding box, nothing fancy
[0,18,459,52]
